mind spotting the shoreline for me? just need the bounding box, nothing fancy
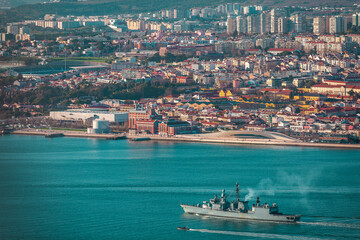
[11,129,125,139]
[8,128,360,149]
[126,134,360,149]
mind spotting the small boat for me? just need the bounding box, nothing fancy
[177,226,189,231]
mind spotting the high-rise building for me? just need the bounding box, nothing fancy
[259,13,268,34]
[227,16,237,35]
[200,8,213,19]
[329,16,347,33]
[353,13,360,27]
[58,21,81,30]
[270,9,285,33]
[278,17,289,34]
[216,5,226,14]
[19,26,31,35]
[243,6,256,15]
[313,16,326,34]
[191,8,200,17]
[7,24,19,35]
[325,16,331,33]
[255,6,265,11]
[165,9,174,19]
[236,15,248,34]
[226,4,234,14]
[160,10,166,18]
[290,14,306,32]
[173,21,189,31]
[247,15,260,34]
[233,3,241,14]
[0,33,15,42]
[265,12,271,33]
[126,19,146,31]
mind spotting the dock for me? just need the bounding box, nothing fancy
[130,137,151,141]
[45,133,64,138]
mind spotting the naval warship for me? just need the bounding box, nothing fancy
[180,183,301,223]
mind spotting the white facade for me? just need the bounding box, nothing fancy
[313,17,326,35]
[50,109,128,123]
[227,16,237,35]
[329,16,347,34]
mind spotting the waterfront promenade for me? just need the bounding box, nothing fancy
[11,128,360,149]
[127,131,360,149]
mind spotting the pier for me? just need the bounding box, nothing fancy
[13,128,126,140]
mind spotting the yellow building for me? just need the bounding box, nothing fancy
[219,90,233,98]
[298,88,312,93]
[226,90,233,97]
[298,104,311,109]
[219,90,226,97]
[294,94,320,101]
[303,107,319,115]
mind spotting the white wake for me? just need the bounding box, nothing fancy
[189,228,329,240]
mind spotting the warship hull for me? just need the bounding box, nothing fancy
[181,204,300,223]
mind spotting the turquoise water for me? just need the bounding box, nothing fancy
[0,135,359,240]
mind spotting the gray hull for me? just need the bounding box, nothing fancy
[181,204,300,223]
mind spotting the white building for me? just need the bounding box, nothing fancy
[313,16,326,35]
[236,16,248,34]
[49,109,128,123]
[227,16,237,35]
[329,16,347,34]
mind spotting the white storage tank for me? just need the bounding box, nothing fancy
[92,119,110,133]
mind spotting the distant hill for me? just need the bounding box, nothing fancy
[0,0,50,8]
[0,0,357,27]
[1,0,358,8]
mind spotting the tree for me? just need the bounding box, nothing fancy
[305,80,316,88]
[148,53,161,63]
[309,48,316,55]
[278,51,292,56]
[289,91,294,100]
[348,89,356,100]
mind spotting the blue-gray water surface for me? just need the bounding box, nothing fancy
[0,135,359,240]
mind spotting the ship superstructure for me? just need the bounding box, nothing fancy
[180,183,301,223]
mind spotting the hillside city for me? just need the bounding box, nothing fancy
[2,3,360,144]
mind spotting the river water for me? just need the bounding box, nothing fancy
[0,135,359,239]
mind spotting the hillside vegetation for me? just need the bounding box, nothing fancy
[0,0,49,8]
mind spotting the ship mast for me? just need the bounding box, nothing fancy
[235,182,240,202]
